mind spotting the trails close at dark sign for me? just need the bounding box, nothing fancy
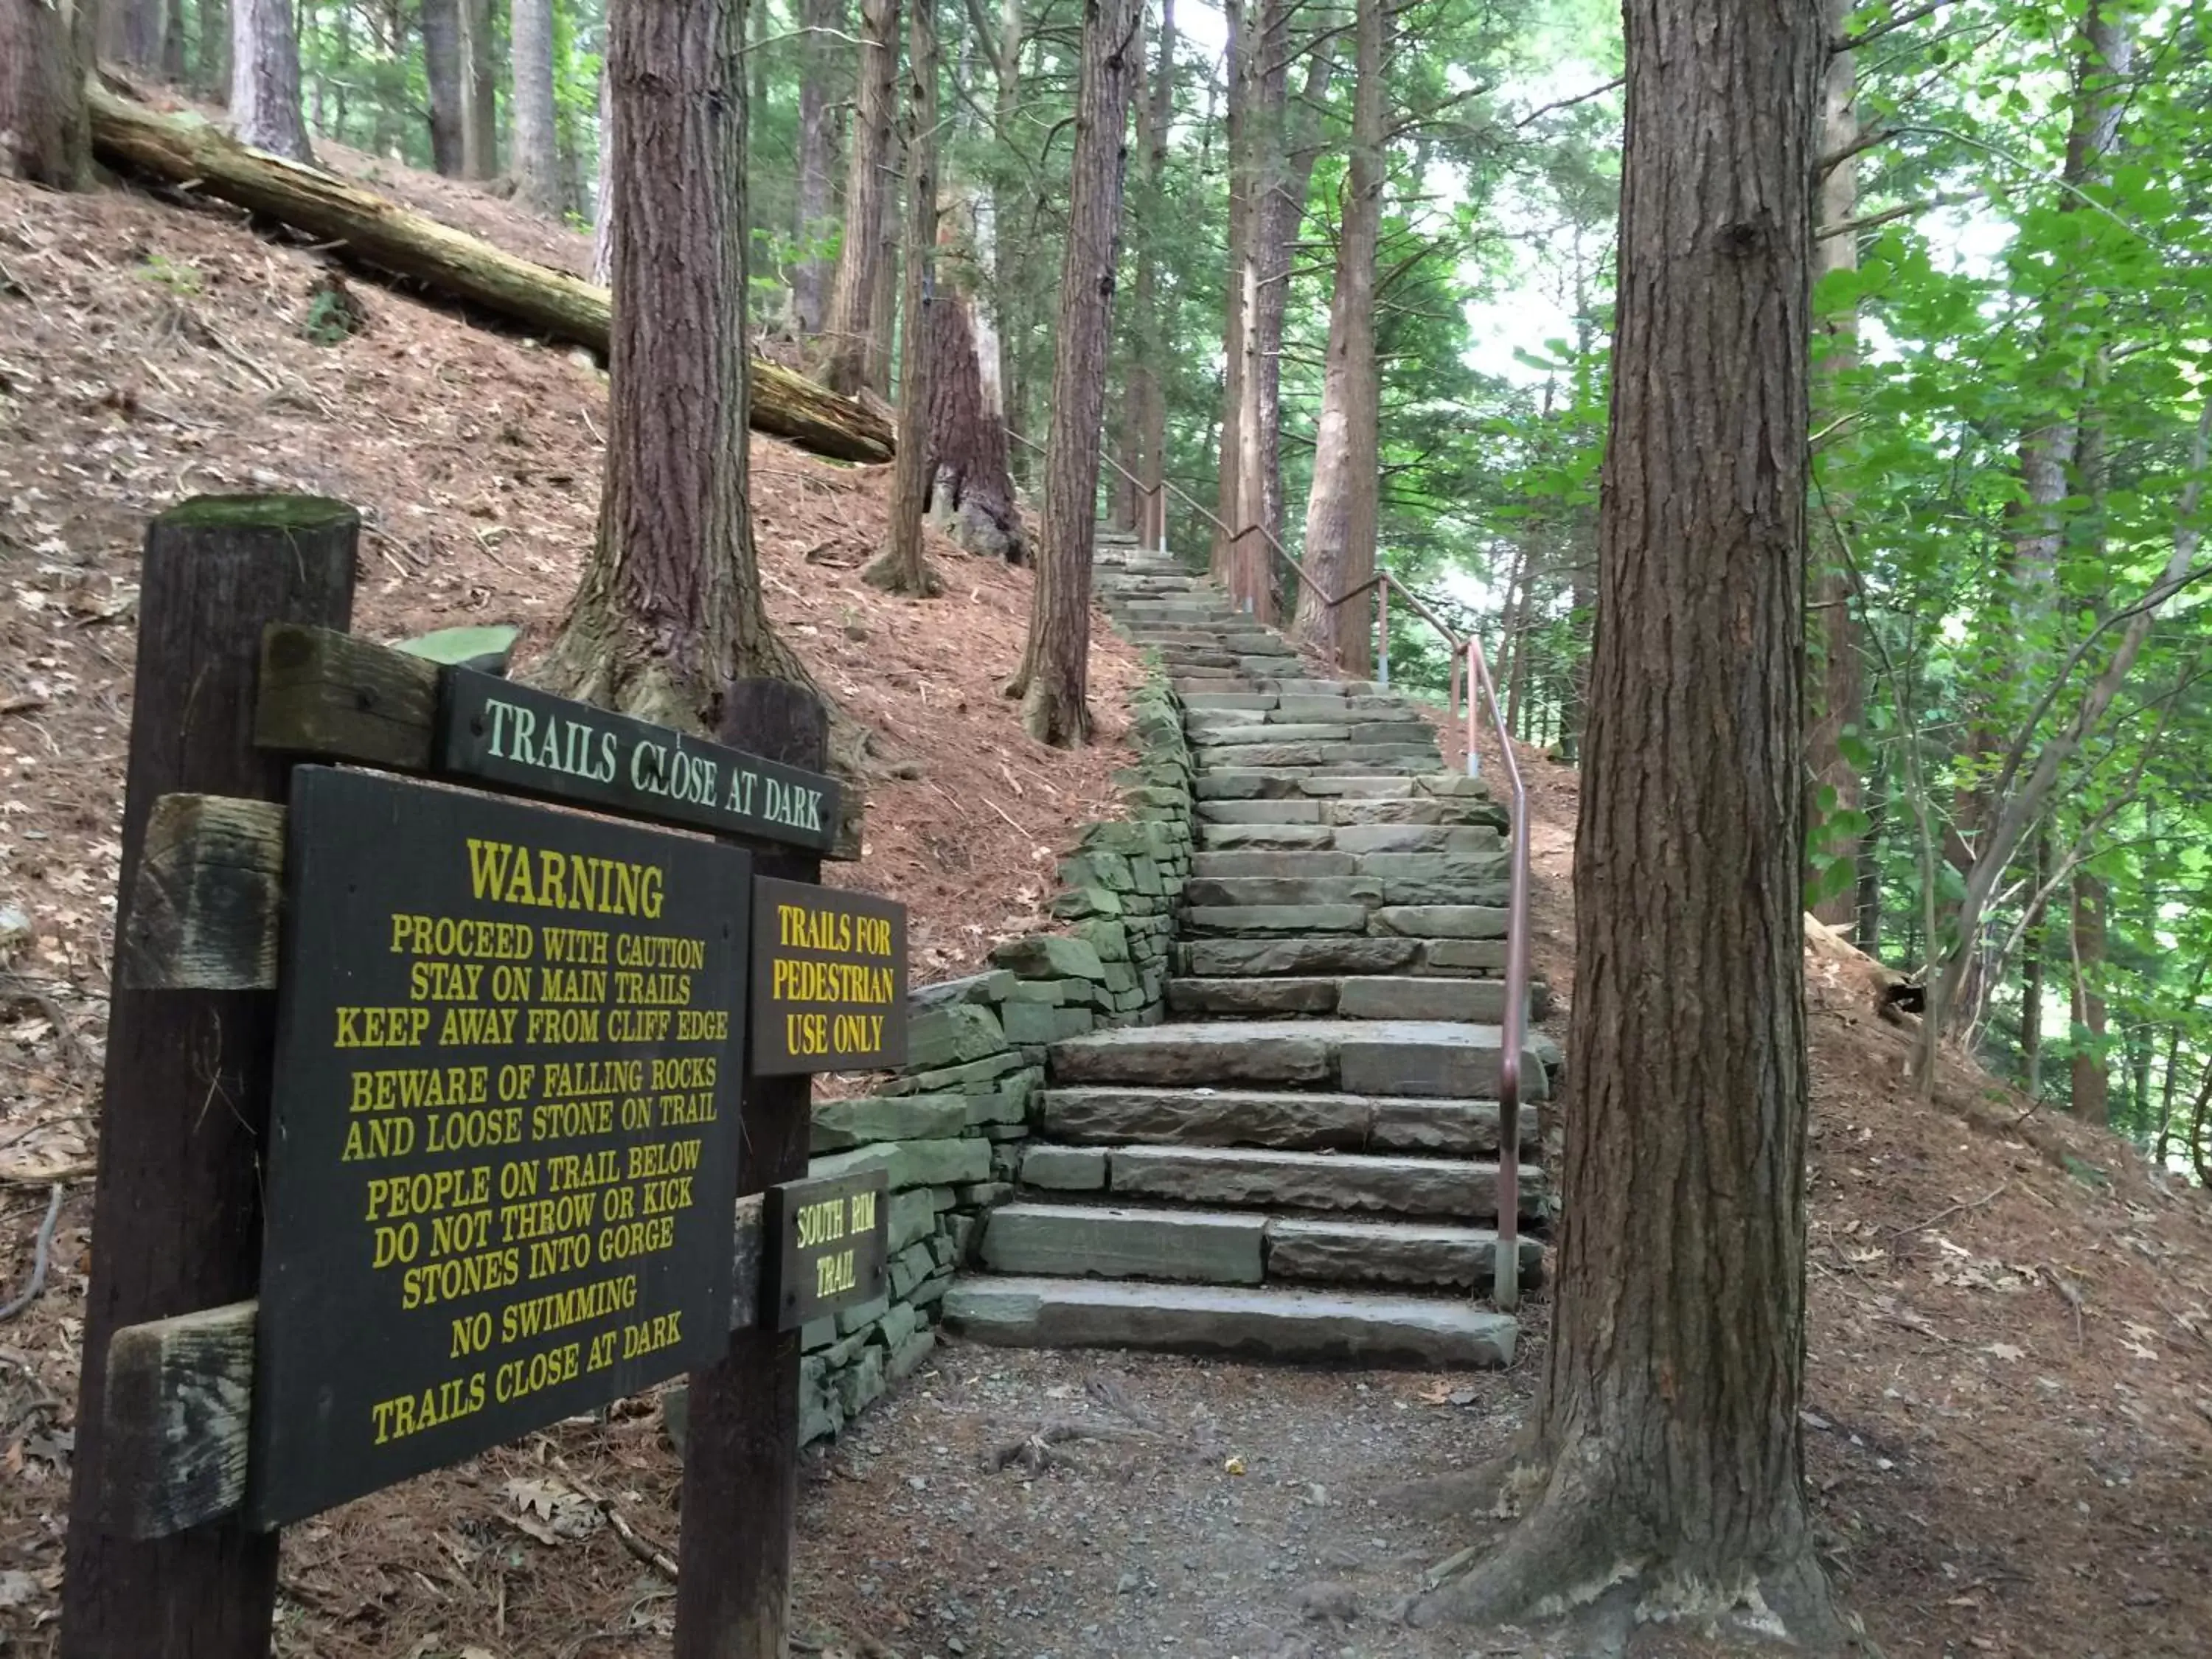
[439,667,841,852]
[248,768,749,1527]
[750,876,908,1074]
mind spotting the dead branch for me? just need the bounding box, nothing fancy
[0,1184,65,1321]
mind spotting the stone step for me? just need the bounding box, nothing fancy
[943,1276,1518,1367]
[1183,904,1374,936]
[1197,773,1421,800]
[1198,744,1443,771]
[977,1204,1544,1294]
[1197,823,1499,856]
[1168,975,1519,1023]
[1177,936,1506,979]
[1183,874,1380,906]
[1048,1018,1545,1101]
[1102,1143,1543,1220]
[1265,1218,1545,1292]
[1037,1085,1537,1155]
[1191,723,1352,746]
[981,1202,1263,1283]
[1180,692,1279,712]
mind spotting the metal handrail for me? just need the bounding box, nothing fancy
[1005,426,1533,1311]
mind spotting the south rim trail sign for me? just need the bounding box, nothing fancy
[58,496,903,1659]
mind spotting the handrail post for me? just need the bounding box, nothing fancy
[1376,580,1390,686]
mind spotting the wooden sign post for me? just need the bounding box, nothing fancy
[61,498,359,1658]
[58,496,909,1659]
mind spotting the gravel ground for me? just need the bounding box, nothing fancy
[793,1335,1547,1659]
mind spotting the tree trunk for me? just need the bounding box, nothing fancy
[2018,834,2048,1094]
[422,0,467,175]
[819,0,900,393]
[1231,27,1330,621]
[231,0,313,162]
[510,0,565,213]
[1,0,94,187]
[590,66,614,284]
[87,86,897,462]
[1292,0,1381,672]
[2070,869,2108,1124]
[930,289,1027,560]
[195,0,232,100]
[1117,0,1173,546]
[538,0,862,855]
[866,185,898,392]
[1130,0,1175,550]
[1012,0,1140,745]
[792,0,845,334]
[988,0,1023,470]
[1413,0,1842,1641]
[459,0,497,176]
[1208,0,1247,585]
[1806,0,1863,928]
[116,0,167,72]
[865,0,941,597]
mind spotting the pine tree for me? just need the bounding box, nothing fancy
[0,0,94,187]
[509,0,566,213]
[231,0,314,162]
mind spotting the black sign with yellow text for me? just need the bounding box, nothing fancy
[749,877,907,1074]
[248,768,748,1526]
[439,667,840,852]
[763,1169,890,1329]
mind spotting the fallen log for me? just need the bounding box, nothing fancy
[85,85,895,465]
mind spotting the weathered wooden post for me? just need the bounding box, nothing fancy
[672,678,827,1659]
[60,498,359,1658]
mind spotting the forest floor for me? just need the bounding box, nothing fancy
[4,149,2212,1659]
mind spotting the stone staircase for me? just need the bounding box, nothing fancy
[942,538,1553,1367]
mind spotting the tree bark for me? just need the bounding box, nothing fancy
[988,0,1023,469]
[113,0,167,72]
[195,0,232,100]
[819,0,900,393]
[1413,0,1842,1642]
[230,0,313,162]
[865,0,942,597]
[1,0,94,187]
[460,0,498,177]
[509,0,565,213]
[1013,0,1140,745]
[538,0,863,855]
[87,86,897,462]
[2021,833,2048,1096]
[163,0,187,80]
[929,289,1026,558]
[590,66,614,284]
[2070,869,2108,1124]
[422,0,467,175]
[792,0,846,333]
[1231,27,1330,621]
[1292,0,1381,672]
[1208,0,1248,585]
[867,176,899,392]
[1120,0,1175,549]
[1806,0,1863,928]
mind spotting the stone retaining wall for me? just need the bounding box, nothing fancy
[790,670,1194,1444]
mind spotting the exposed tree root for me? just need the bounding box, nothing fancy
[1406,1447,1857,1654]
[1381,1439,1543,1521]
[860,549,944,597]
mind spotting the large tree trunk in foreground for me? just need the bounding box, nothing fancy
[1,0,94,187]
[791,0,845,334]
[422,0,467,175]
[1292,0,1380,672]
[1412,0,1843,1644]
[1012,0,1140,745]
[818,0,900,393]
[929,291,1026,560]
[509,0,566,213]
[538,0,863,855]
[231,0,313,162]
[865,0,941,597]
[86,87,895,462]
